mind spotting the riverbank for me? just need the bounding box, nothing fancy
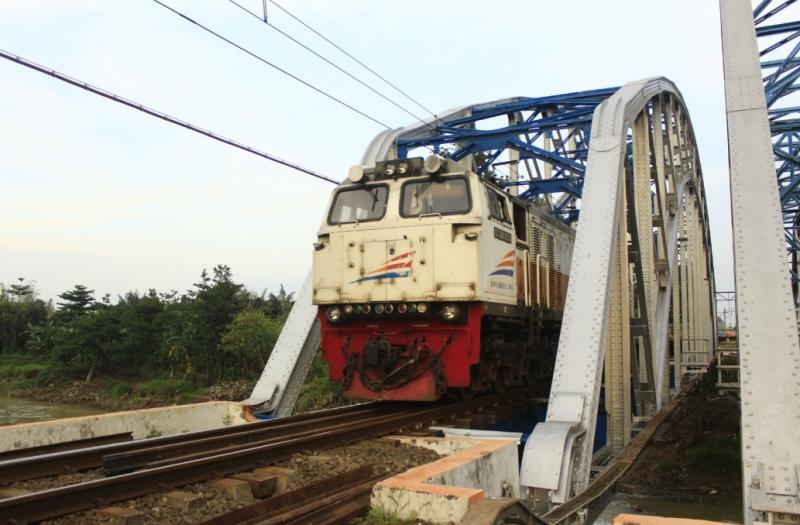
[0,353,346,414]
[3,377,252,412]
[615,371,742,520]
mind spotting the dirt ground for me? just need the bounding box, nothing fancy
[617,372,742,506]
[33,439,440,525]
[9,379,254,412]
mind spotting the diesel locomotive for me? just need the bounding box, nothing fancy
[312,155,574,401]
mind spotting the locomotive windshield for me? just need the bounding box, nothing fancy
[328,185,389,224]
[400,177,471,217]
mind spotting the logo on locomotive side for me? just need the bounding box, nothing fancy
[490,250,515,278]
[351,251,415,283]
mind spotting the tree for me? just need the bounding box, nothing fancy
[51,304,121,382]
[6,278,34,302]
[25,319,57,355]
[0,280,49,353]
[56,285,96,322]
[220,310,281,376]
[187,265,248,383]
[3,267,290,386]
[264,285,294,319]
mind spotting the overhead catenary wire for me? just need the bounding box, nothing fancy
[260,1,513,180]
[0,48,338,184]
[156,1,510,180]
[225,0,431,125]
[152,0,392,130]
[219,0,488,170]
[267,0,441,121]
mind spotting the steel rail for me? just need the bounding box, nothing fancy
[114,390,524,474]
[0,390,530,524]
[103,396,476,475]
[255,477,379,525]
[0,432,132,463]
[199,465,383,525]
[0,402,388,483]
[101,403,410,475]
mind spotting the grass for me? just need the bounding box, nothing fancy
[0,353,55,390]
[294,355,345,413]
[362,507,418,525]
[0,354,209,407]
[106,380,132,398]
[138,378,197,398]
[688,435,741,475]
[656,460,680,474]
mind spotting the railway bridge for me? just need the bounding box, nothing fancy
[0,1,799,524]
[245,1,800,523]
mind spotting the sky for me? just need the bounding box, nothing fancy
[0,0,735,301]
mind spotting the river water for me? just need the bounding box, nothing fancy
[0,395,106,426]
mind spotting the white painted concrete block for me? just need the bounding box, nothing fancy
[0,401,249,453]
[371,436,520,524]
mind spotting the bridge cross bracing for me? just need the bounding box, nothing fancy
[251,78,718,512]
[752,0,800,305]
[249,1,800,521]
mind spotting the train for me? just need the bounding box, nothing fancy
[312,155,574,401]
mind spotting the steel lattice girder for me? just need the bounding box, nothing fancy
[754,0,800,283]
[392,87,619,223]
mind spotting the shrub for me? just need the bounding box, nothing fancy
[139,378,195,397]
[107,381,132,398]
[688,435,741,475]
[294,355,346,413]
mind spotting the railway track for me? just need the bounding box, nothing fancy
[0,389,535,524]
[0,401,397,483]
[200,465,384,525]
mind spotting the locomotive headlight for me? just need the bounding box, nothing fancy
[384,163,396,176]
[441,304,459,321]
[354,305,363,314]
[417,303,428,314]
[362,304,372,314]
[326,306,343,322]
[397,304,408,314]
[408,303,417,313]
[343,305,354,315]
[397,161,409,175]
[374,304,385,314]
[385,304,394,314]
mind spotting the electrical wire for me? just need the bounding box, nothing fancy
[225,0,430,125]
[152,0,392,130]
[221,1,515,180]
[262,2,518,180]
[0,47,338,184]
[156,1,510,179]
[267,0,440,121]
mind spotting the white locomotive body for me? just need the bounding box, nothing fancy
[313,157,573,400]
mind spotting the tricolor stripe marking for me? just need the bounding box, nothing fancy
[490,250,515,277]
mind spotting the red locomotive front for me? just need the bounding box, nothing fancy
[319,302,483,400]
[312,157,572,401]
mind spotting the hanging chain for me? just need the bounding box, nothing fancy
[434,359,447,395]
[342,353,356,389]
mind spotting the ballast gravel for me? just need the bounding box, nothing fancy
[32,438,441,525]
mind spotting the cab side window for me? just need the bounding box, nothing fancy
[487,189,510,223]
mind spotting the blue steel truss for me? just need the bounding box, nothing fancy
[394,87,619,223]
[754,0,800,289]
